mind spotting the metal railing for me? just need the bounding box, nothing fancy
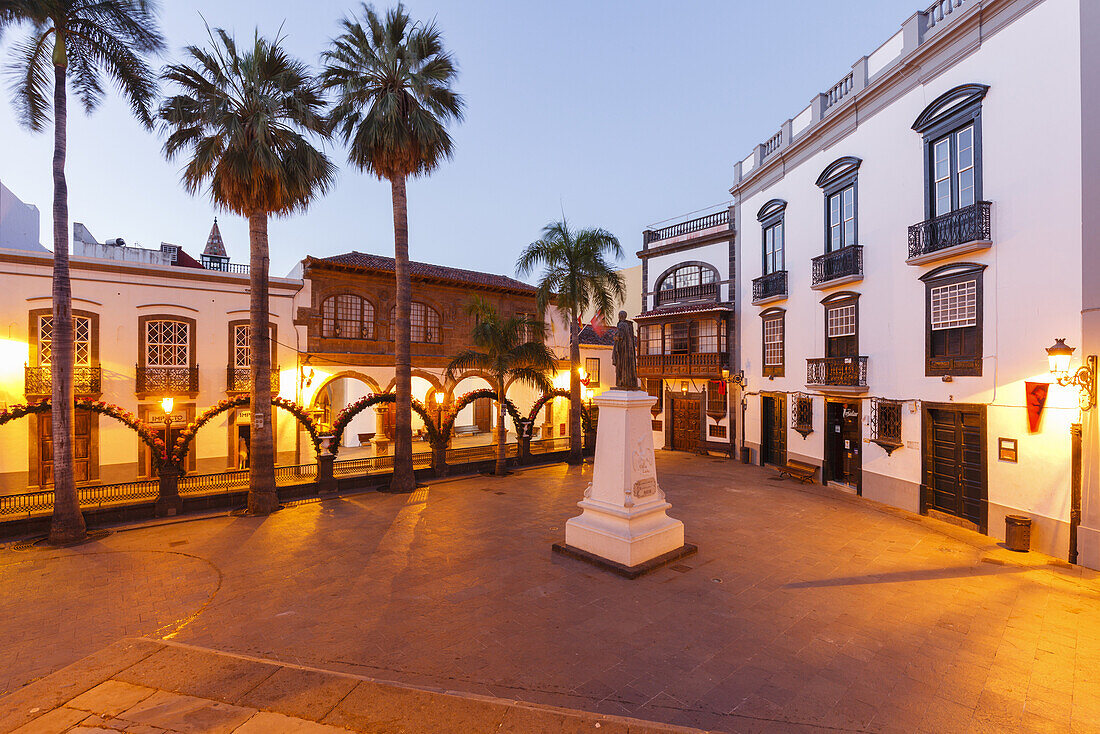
[136,365,199,394]
[644,210,729,245]
[811,245,863,286]
[203,259,250,274]
[655,282,718,306]
[24,365,102,396]
[806,356,868,387]
[226,365,281,392]
[907,201,992,259]
[752,271,788,302]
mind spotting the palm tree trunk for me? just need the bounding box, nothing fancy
[495,379,506,476]
[47,58,85,545]
[390,175,415,492]
[247,211,277,514]
[568,311,582,464]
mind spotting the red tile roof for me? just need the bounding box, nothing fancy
[310,251,535,293]
[578,324,615,346]
[634,303,734,320]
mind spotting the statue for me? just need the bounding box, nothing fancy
[611,310,639,390]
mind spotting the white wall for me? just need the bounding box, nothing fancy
[0,181,45,252]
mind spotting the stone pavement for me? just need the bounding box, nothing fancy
[2,453,1100,733]
[0,638,701,733]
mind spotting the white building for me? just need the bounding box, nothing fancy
[730,0,1097,563]
[635,207,736,454]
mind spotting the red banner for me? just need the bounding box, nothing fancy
[1025,381,1049,433]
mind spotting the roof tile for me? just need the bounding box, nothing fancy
[313,251,534,293]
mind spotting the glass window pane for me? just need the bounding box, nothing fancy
[936,180,952,217]
[958,168,975,208]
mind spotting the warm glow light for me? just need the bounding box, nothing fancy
[553,370,571,390]
[160,397,174,415]
[1047,338,1074,378]
[577,366,587,382]
[681,381,689,394]
[585,388,594,402]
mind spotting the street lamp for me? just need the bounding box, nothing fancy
[160,396,174,430]
[1046,338,1097,410]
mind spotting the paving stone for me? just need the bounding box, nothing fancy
[65,681,156,718]
[7,706,88,733]
[112,646,276,705]
[115,690,254,733]
[234,666,357,721]
[231,711,351,733]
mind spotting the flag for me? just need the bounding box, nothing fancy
[589,311,607,337]
[1025,381,1049,433]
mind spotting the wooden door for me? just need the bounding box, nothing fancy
[826,401,861,490]
[474,397,492,433]
[926,407,985,527]
[39,409,92,486]
[671,398,699,452]
[760,395,787,466]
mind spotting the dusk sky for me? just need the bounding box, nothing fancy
[0,0,917,279]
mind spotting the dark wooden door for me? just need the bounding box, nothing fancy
[671,398,699,452]
[474,397,492,433]
[826,401,861,489]
[39,409,91,486]
[760,395,786,466]
[927,407,985,526]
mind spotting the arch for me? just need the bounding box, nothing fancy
[912,83,989,133]
[328,393,442,456]
[918,261,988,282]
[757,199,787,222]
[443,370,497,402]
[170,395,323,466]
[321,293,377,339]
[525,389,592,432]
[383,369,445,396]
[310,370,383,408]
[815,156,862,188]
[653,261,721,294]
[819,290,862,306]
[440,388,522,438]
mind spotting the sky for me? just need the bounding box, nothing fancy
[0,0,919,280]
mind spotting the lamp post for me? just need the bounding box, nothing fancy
[1046,339,1098,564]
[154,396,182,517]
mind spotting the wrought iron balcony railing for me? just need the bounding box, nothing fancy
[908,201,992,260]
[227,365,281,392]
[811,245,863,287]
[752,271,788,302]
[655,282,718,306]
[644,209,729,245]
[136,365,199,395]
[637,352,728,379]
[806,356,868,388]
[24,365,101,396]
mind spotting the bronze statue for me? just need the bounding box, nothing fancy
[612,310,639,389]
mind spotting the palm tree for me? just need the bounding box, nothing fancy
[517,219,625,464]
[321,3,464,493]
[445,297,556,476]
[160,27,335,514]
[1,0,164,543]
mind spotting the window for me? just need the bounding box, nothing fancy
[792,393,813,437]
[761,310,784,377]
[233,324,250,367]
[816,157,861,253]
[693,320,719,354]
[390,302,442,343]
[667,322,689,354]
[912,84,988,220]
[706,380,727,415]
[38,315,91,366]
[646,378,663,414]
[585,358,600,387]
[146,320,189,367]
[871,398,903,452]
[656,264,719,304]
[922,263,985,376]
[642,325,662,355]
[322,294,374,339]
[709,424,727,438]
[823,294,859,358]
[757,199,787,277]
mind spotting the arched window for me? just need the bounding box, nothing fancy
[322,295,374,339]
[655,264,718,305]
[390,302,442,343]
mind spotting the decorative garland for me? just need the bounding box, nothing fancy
[170,395,323,467]
[328,393,443,457]
[438,388,522,438]
[526,388,592,433]
[0,398,167,464]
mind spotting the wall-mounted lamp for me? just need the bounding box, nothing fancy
[680,381,689,395]
[722,368,746,387]
[1046,338,1097,410]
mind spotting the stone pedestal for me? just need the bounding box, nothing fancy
[155,465,182,518]
[553,389,695,577]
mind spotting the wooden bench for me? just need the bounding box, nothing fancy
[777,459,819,484]
[454,425,480,437]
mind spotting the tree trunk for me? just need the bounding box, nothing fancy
[568,312,583,464]
[390,176,415,492]
[495,379,507,476]
[47,58,86,545]
[247,211,277,514]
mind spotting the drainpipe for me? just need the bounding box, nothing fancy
[1072,422,1083,564]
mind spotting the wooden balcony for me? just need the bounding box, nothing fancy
[136,365,199,396]
[24,365,101,397]
[752,271,787,304]
[811,245,863,289]
[907,201,992,264]
[655,282,718,306]
[638,352,728,379]
[806,356,868,393]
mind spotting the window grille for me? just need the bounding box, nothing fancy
[323,295,374,339]
[39,315,91,366]
[871,398,903,452]
[792,393,813,437]
[709,424,727,438]
[233,325,250,367]
[930,280,977,330]
[826,305,857,338]
[763,317,784,366]
[146,320,189,367]
[706,379,726,415]
[646,378,663,414]
[390,302,442,343]
[585,358,600,387]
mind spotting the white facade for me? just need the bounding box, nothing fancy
[730,0,1094,562]
[0,180,46,253]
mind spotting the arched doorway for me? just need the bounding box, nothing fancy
[311,372,381,455]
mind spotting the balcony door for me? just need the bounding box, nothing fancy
[760,394,786,467]
[36,408,93,487]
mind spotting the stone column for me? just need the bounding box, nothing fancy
[316,435,337,494]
